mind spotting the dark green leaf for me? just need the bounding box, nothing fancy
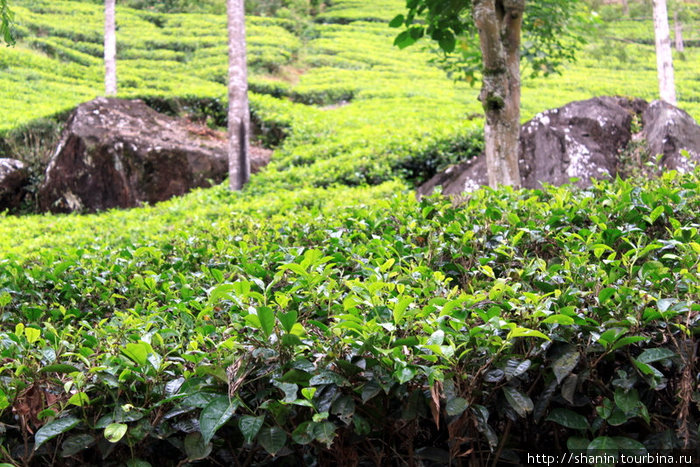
[607,408,630,426]
[553,348,579,384]
[614,388,639,414]
[200,396,237,444]
[612,437,646,455]
[438,31,456,53]
[184,432,212,461]
[567,436,589,452]
[274,381,298,403]
[40,364,80,374]
[610,336,649,351]
[313,421,336,448]
[587,436,618,460]
[546,408,589,430]
[291,421,314,445]
[389,14,404,28]
[472,405,498,448]
[637,348,675,364]
[445,397,468,416]
[394,30,417,49]
[598,287,616,304]
[239,416,264,445]
[60,434,95,457]
[34,416,80,450]
[258,426,286,456]
[504,359,531,380]
[503,386,533,417]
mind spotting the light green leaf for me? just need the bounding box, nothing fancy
[392,296,412,325]
[649,205,664,223]
[68,392,90,407]
[258,307,275,338]
[278,310,298,333]
[426,330,445,346]
[104,423,127,443]
[542,314,575,325]
[25,327,41,344]
[507,327,550,341]
[122,342,153,367]
[208,283,235,302]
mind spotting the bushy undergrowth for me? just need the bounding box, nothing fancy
[0,0,699,464]
[0,172,699,465]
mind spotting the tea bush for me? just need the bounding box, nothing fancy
[0,0,699,464]
[0,172,698,465]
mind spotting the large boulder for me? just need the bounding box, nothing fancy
[0,158,29,212]
[38,98,269,213]
[643,100,700,172]
[419,96,649,197]
[519,96,648,189]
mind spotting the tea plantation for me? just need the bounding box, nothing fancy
[0,0,699,465]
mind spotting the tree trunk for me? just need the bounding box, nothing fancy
[473,0,523,189]
[227,0,250,191]
[104,0,117,96]
[652,0,676,104]
[674,11,684,52]
[621,0,629,16]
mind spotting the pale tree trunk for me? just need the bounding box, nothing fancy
[473,0,523,189]
[227,0,250,191]
[652,0,676,104]
[674,11,684,52]
[621,0,629,16]
[104,0,117,96]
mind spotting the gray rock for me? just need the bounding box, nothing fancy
[643,100,700,172]
[519,96,647,189]
[38,97,270,213]
[419,96,650,196]
[0,158,28,212]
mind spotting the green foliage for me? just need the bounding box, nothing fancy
[0,0,14,45]
[0,0,699,463]
[391,0,592,81]
[1,168,699,464]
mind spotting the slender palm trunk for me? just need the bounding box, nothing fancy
[227,0,250,191]
[104,0,117,96]
[473,0,524,188]
[652,0,676,104]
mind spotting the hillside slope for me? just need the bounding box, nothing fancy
[0,1,698,465]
